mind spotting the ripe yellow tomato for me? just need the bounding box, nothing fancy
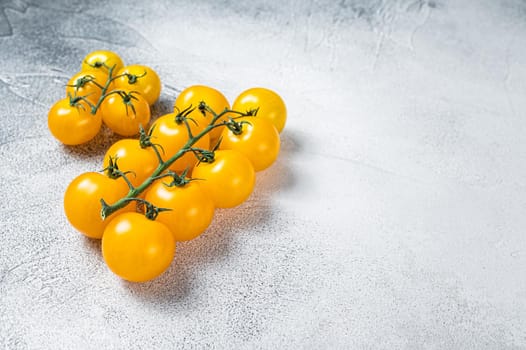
[114,65,161,105]
[103,139,159,188]
[219,117,280,171]
[174,85,230,146]
[100,90,150,136]
[102,212,175,282]
[48,98,101,145]
[145,180,214,241]
[148,113,210,172]
[81,50,124,75]
[192,150,255,208]
[66,70,110,106]
[64,172,133,239]
[232,87,287,133]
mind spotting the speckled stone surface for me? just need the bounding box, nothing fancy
[1,1,526,349]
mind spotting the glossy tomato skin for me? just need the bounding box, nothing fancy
[149,113,210,172]
[81,50,124,75]
[174,85,230,146]
[219,117,280,171]
[114,65,161,105]
[48,98,102,145]
[145,180,214,241]
[103,139,159,188]
[100,90,150,136]
[66,70,110,106]
[102,212,175,282]
[192,150,255,208]
[64,172,133,239]
[232,87,287,133]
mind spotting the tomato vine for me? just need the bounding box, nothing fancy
[53,50,287,282]
[100,102,254,219]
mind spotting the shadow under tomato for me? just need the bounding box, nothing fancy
[149,95,174,123]
[253,128,302,194]
[81,235,102,259]
[62,125,122,161]
[122,260,194,303]
[180,189,280,266]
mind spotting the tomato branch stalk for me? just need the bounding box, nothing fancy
[73,62,135,115]
[100,103,251,220]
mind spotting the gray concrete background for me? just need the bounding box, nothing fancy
[1,0,526,349]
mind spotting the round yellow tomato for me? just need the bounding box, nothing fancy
[81,50,124,75]
[100,90,150,136]
[64,172,133,239]
[66,70,110,106]
[174,85,230,146]
[219,117,280,171]
[192,150,255,208]
[102,212,175,282]
[114,65,161,105]
[148,113,210,172]
[103,139,159,188]
[145,180,214,241]
[48,98,101,145]
[232,87,287,133]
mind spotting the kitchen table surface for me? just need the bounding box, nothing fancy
[1,1,525,349]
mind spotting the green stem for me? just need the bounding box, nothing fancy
[90,64,117,114]
[100,106,241,220]
[149,142,165,165]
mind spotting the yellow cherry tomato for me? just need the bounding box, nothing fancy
[219,117,280,171]
[192,150,255,208]
[48,98,101,145]
[100,90,151,136]
[102,212,175,282]
[114,65,161,105]
[81,50,124,75]
[174,85,230,146]
[66,70,110,106]
[232,87,287,133]
[145,180,214,241]
[148,113,210,172]
[64,172,133,239]
[103,139,159,188]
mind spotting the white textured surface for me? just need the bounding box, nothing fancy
[1,0,526,348]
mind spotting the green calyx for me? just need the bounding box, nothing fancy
[126,70,147,84]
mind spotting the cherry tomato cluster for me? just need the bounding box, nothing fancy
[56,50,287,282]
[48,50,161,144]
